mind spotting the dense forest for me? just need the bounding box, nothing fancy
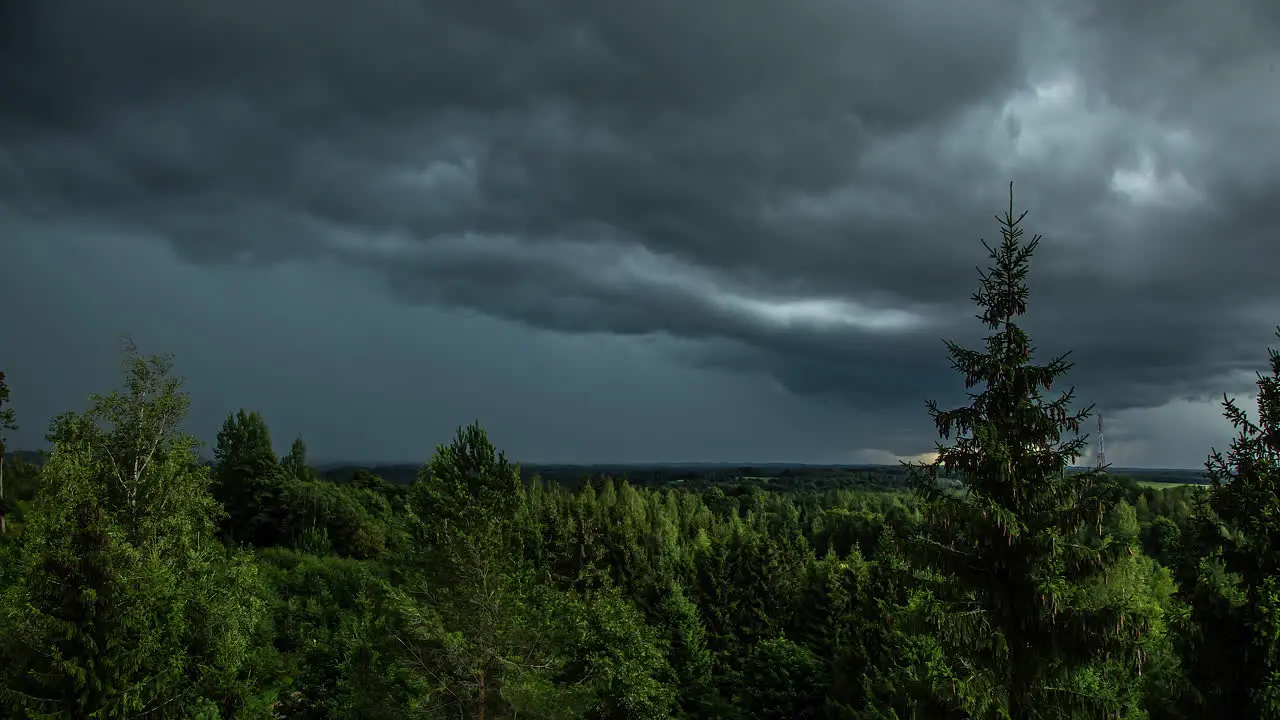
[0,191,1278,719]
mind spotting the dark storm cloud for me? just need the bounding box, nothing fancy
[3,0,1280,459]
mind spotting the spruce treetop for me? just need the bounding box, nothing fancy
[909,183,1144,719]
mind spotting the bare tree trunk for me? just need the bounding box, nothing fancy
[475,669,486,720]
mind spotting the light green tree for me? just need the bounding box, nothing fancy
[388,422,563,719]
[0,343,274,719]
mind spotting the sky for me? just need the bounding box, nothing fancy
[2,0,1279,468]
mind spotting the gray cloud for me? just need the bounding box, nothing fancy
[0,227,874,464]
[3,0,1279,464]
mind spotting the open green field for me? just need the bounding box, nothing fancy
[1134,480,1206,489]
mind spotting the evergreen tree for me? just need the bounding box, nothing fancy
[738,636,826,720]
[281,435,317,483]
[1204,328,1280,718]
[656,581,717,717]
[388,421,559,718]
[213,409,284,544]
[907,184,1145,718]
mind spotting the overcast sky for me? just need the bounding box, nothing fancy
[2,0,1279,468]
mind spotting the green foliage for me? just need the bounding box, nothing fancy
[655,582,716,716]
[215,409,285,545]
[553,587,676,719]
[278,481,389,559]
[738,636,826,719]
[907,185,1145,718]
[256,548,409,719]
[0,369,17,536]
[7,186,1280,718]
[1204,328,1280,718]
[282,436,320,483]
[0,369,15,449]
[387,422,559,718]
[0,343,272,718]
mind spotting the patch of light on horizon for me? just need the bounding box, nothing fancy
[899,450,939,464]
[850,448,939,465]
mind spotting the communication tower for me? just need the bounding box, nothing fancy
[1096,412,1106,471]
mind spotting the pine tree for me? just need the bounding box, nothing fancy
[908,184,1144,718]
[1204,328,1280,718]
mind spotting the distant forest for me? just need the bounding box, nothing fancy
[314,462,1210,496]
[3,448,1214,493]
[0,192,1276,719]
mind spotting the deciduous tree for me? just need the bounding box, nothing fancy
[0,343,273,718]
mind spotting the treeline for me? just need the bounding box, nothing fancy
[311,463,920,494]
[0,189,1277,718]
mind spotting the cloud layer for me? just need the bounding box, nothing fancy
[3,0,1279,465]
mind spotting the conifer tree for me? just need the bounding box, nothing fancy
[656,581,717,717]
[213,409,283,544]
[389,422,556,718]
[281,435,317,483]
[908,184,1145,718]
[1204,328,1280,718]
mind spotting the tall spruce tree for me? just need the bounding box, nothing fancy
[908,184,1145,719]
[1204,328,1280,718]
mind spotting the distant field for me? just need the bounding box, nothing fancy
[1109,468,1207,489]
[1134,480,1207,490]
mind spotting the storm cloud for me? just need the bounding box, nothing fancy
[3,0,1279,466]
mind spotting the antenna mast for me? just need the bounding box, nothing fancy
[1096,412,1106,471]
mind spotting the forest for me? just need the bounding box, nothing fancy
[0,191,1277,719]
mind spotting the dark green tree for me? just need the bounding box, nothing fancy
[738,636,826,720]
[1204,328,1280,718]
[0,370,16,535]
[907,184,1145,718]
[281,435,318,483]
[213,409,284,544]
[656,582,717,717]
